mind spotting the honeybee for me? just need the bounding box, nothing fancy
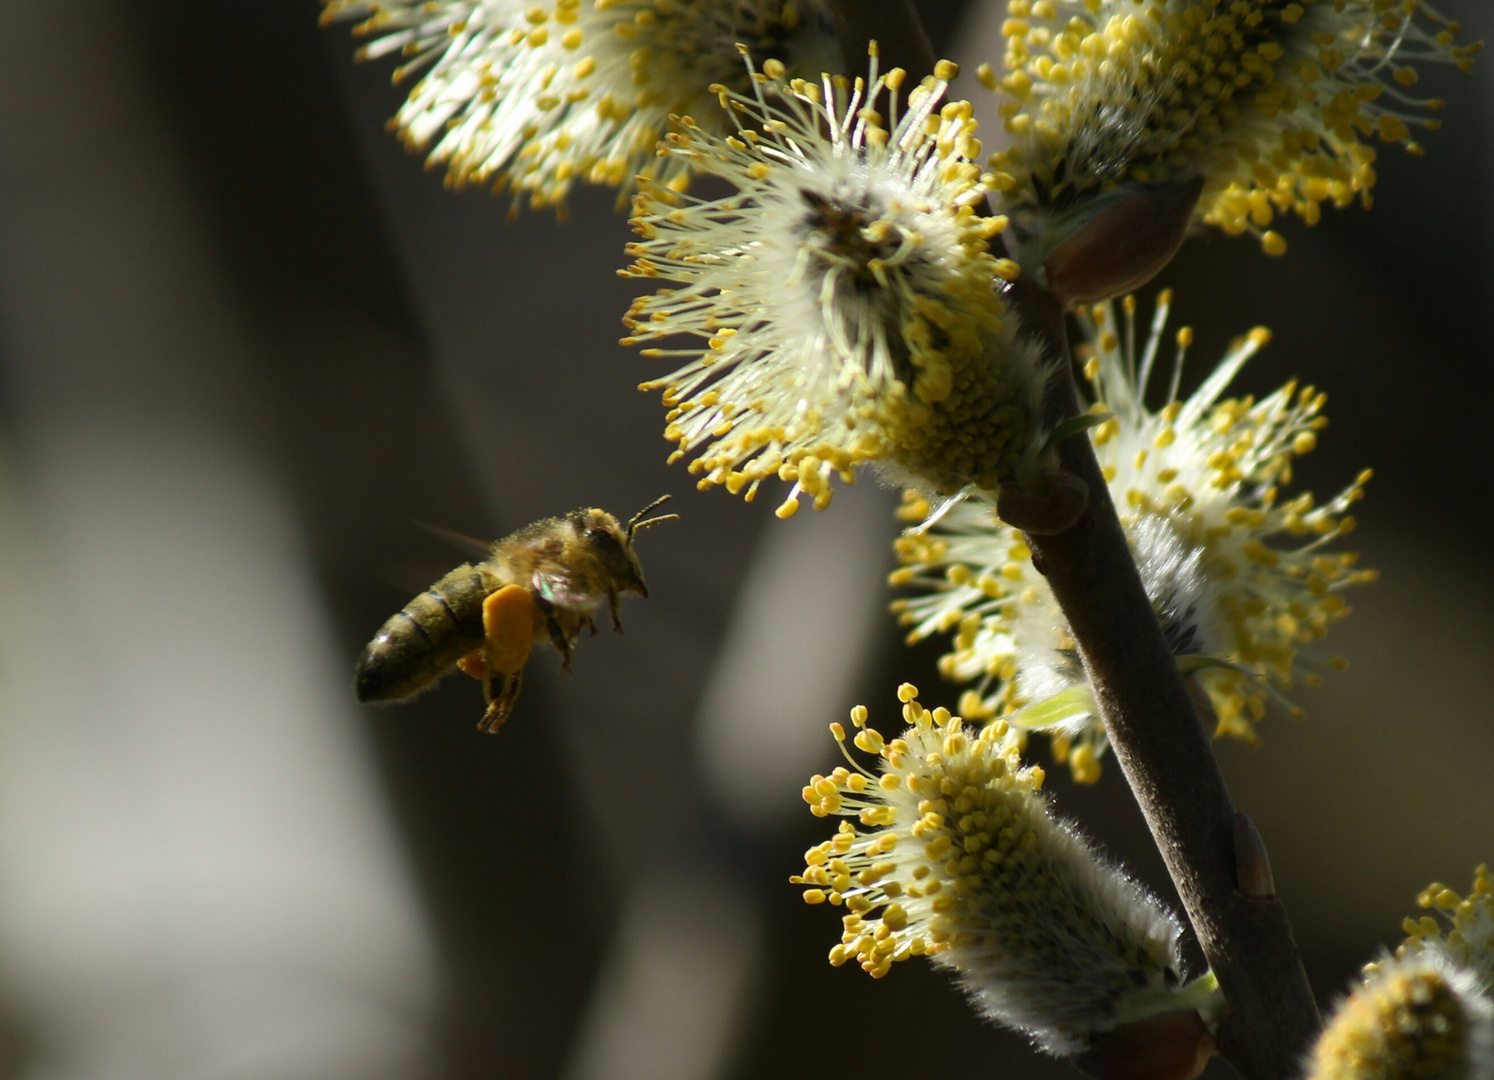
[356,496,677,733]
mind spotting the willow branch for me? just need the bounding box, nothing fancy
[1010,284,1321,1080]
[824,3,1323,1076]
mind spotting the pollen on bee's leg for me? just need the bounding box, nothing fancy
[482,583,537,675]
[457,651,490,681]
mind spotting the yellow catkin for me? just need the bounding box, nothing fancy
[1307,953,1492,1080]
[623,53,1046,515]
[890,291,1371,780]
[793,686,1196,1054]
[1397,864,1494,988]
[988,0,1479,258]
[322,0,842,209]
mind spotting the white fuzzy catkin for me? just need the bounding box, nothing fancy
[322,0,841,209]
[622,52,1047,518]
[988,0,1479,260]
[795,685,1195,1054]
[1308,951,1494,1080]
[891,291,1374,782]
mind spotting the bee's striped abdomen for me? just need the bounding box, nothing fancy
[356,563,493,703]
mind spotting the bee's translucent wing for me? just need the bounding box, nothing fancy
[411,520,493,562]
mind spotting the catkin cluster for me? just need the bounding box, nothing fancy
[325,0,1485,1070]
[892,291,1372,781]
[622,54,1048,514]
[988,0,1478,264]
[323,0,840,209]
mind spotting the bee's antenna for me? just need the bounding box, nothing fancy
[627,494,679,541]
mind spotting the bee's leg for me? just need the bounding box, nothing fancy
[608,589,624,632]
[548,617,573,671]
[476,585,536,732]
[458,651,496,723]
[584,614,598,637]
[478,669,523,734]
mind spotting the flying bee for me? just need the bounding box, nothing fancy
[356,496,678,733]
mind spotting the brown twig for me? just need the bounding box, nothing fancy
[824,3,1324,1076]
[1012,285,1321,1080]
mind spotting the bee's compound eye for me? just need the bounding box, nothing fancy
[587,527,625,554]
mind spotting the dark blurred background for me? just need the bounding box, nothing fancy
[0,2,1488,1077]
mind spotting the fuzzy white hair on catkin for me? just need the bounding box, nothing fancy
[751,151,1056,497]
[1061,76,1176,188]
[1130,515,1220,661]
[1464,965,1494,1080]
[1473,972,1494,1080]
[934,788,1187,1054]
[1308,950,1494,1080]
[1008,591,1085,726]
[755,157,970,391]
[327,0,844,206]
[1005,513,1218,733]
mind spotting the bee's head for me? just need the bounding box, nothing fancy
[572,496,677,598]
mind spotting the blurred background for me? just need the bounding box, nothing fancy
[0,1,1489,1077]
